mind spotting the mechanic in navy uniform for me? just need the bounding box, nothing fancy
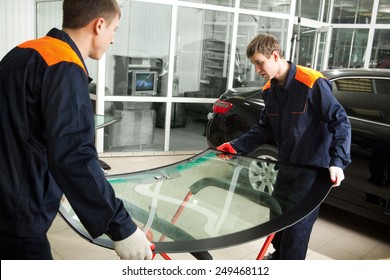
[217,33,351,260]
[0,0,152,260]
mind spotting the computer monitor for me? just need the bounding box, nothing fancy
[128,70,158,96]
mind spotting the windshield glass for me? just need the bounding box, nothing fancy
[60,149,332,253]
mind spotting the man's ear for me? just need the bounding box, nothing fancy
[94,18,105,34]
[271,50,280,61]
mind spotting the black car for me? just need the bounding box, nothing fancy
[206,68,390,226]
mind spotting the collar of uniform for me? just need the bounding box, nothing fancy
[46,28,90,79]
[270,61,296,90]
[281,61,296,89]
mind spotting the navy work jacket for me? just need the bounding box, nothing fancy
[231,63,351,169]
[0,28,136,240]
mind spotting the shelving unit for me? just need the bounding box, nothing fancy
[202,39,227,78]
[201,23,230,82]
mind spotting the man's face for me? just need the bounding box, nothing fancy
[249,51,278,80]
[90,15,120,60]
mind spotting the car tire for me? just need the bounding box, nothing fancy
[246,145,279,193]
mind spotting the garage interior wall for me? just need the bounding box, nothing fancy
[0,0,35,60]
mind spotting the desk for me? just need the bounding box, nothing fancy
[59,149,332,259]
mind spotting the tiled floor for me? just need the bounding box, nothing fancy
[48,152,390,260]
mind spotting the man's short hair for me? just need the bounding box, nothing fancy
[246,33,283,59]
[62,0,121,29]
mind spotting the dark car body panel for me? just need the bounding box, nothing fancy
[206,69,390,225]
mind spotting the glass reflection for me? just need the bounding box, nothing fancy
[370,30,390,68]
[332,0,374,24]
[180,0,235,7]
[237,14,289,86]
[106,1,171,97]
[377,0,390,23]
[328,29,369,69]
[103,101,164,152]
[296,0,330,22]
[166,103,209,151]
[176,8,233,98]
[272,166,316,213]
[240,0,290,14]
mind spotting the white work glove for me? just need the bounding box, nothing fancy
[114,227,153,260]
[329,166,345,187]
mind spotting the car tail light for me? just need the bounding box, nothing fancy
[213,100,233,114]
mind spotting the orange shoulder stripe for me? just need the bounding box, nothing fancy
[18,36,87,76]
[262,80,271,91]
[295,65,324,88]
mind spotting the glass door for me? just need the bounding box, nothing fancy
[311,26,330,70]
[291,25,330,71]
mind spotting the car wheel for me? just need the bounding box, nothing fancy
[247,145,278,194]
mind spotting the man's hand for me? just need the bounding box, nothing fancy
[216,142,237,159]
[114,227,153,260]
[216,142,237,154]
[329,166,345,187]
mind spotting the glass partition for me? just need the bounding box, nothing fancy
[176,8,234,98]
[294,26,316,67]
[297,0,330,22]
[377,0,390,23]
[332,0,374,24]
[328,28,369,69]
[291,25,328,70]
[370,29,390,68]
[166,102,209,151]
[106,1,171,97]
[240,0,291,14]
[102,1,171,152]
[103,101,164,152]
[180,0,235,7]
[237,14,289,87]
[174,7,234,135]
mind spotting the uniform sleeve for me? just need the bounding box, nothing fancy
[41,62,137,241]
[312,78,352,168]
[230,107,274,154]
